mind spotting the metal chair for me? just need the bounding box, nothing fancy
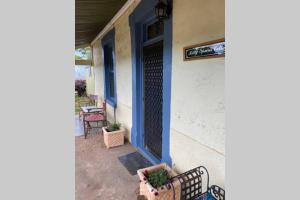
[207,185,225,200]
[168,166,225,200]
[83,101,107,139]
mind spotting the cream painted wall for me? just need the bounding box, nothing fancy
[85,66,95,95]
[170,0,225,187]
[91,0,225,187]
[92,1,140,141]
[92,40,105,103]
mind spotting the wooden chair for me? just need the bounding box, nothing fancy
[83,101,107,139]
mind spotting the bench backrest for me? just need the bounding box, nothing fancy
[171,166,225,200]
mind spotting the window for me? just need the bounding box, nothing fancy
[104,45,115,100]
[102,29,117,107]
[147,20,164,40]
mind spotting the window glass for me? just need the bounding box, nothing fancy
[109,72,115,98]
[147,21,164,40]
[104,44,115,103]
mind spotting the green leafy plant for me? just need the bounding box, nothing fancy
[146,169,169,188]
[106,122,121,132]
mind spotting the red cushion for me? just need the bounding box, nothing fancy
[85,114,104,122]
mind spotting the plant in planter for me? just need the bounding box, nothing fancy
[106,122,121,132]
[137,163,181,200]
[147,169,169,189]
[102,122,125,148]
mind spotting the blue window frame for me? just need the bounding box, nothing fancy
[102,29,117,107]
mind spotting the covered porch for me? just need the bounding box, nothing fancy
[76,0,142,199]
[75,0,225,199]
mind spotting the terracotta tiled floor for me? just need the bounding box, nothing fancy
[75,120,139,200]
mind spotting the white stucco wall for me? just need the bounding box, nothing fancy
[170,0,225,187]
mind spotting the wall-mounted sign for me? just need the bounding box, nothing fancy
[183,38,225,61]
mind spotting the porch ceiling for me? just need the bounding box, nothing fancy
[75,0,128,48]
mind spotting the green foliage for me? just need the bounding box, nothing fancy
[106,122,121,132]
[147,169,169,188]
[75,47,92,60]
[75,55,83,60]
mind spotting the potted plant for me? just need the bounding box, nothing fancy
[137,163,181,200]
[102,122,125,148]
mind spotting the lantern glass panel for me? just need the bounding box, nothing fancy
[155,1,167,20]
[160,9,165,16]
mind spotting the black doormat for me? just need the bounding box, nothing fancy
[118,151,153,175]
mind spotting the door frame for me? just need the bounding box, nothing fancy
[129,0,172,166]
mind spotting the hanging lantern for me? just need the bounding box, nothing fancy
[155,0,168,21]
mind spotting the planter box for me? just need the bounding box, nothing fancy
[137,163,181,200]
[102,126,125,148]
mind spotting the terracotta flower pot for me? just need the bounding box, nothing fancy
[137,163,181,200]
[102,126,125,148]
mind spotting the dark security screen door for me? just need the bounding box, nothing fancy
[143,40,163,160]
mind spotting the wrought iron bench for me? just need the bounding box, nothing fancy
[168,166,225,200]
